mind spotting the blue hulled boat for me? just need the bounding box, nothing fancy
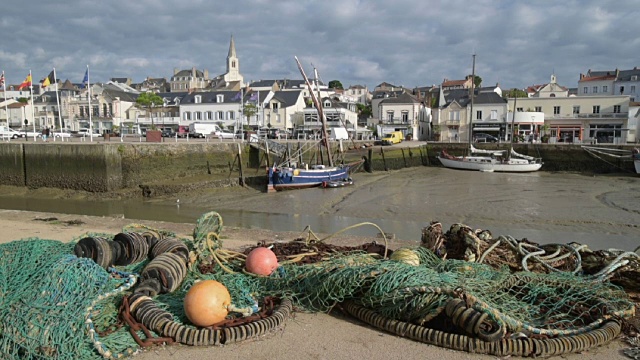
[267,164,353,192]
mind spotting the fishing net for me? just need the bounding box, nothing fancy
[0,211,636,359]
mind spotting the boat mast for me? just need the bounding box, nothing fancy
[468,54,476,146]
[507,96,517,161]
[294,56,334,166]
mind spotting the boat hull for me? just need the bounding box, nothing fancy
[268,165,351,192]
[438,155,542,172]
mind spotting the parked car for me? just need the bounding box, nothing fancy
[161,129,176,137]
[473,133,499,143]
[267,129,280,139]
[212,130,235,139]
[0,127,24,139]
[53,129,72,138]
[76,128,102,138]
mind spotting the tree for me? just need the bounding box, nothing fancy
[328,80,343,90]
[135,92,164,129]
[503,88,528,98]
[242,103,258,124]
[473,75,482,88]
[356,103,372,119]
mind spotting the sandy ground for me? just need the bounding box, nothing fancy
[0,209,634,360]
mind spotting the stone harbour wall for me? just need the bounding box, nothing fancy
[0,142,636,193]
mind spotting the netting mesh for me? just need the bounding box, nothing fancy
[0,211,635,359]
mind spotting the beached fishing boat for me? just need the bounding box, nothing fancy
[267,57,362,192]
[437,55,542,173]
[581,145,640,174]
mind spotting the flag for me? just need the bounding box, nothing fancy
[231,91,242,101]
[18,74,32,90]
[0,72,4,87]
[41,70,55,88]
[80,68,89,88]
[249,92,258,101]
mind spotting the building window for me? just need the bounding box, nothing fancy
[553,106,560,115]
[491,110,498,120]
[573,106,580,114]
[217,111,224,120]
[631,86,636,93]
[583,86,588,94]
[534,106,541,112]
[387,111,393,121]
[476,110,482,120]
[592,86,598,93]
[613,105,621,113]
[216,95,224,103]
[228,111,235,120]
[620,86,624,94]
[402,111,409,122]
[205,111,213,120]
[195,95,201,104]
[183,112,191,120]
[272,103,278,111]
[603,85,608,93]
[449,111,460,121]
[276,114,281,123]
[516,107,523,112]
[593,105,600,114]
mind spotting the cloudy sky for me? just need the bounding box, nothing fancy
[1,0,638,91]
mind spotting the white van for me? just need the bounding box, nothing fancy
[189,123,223,138]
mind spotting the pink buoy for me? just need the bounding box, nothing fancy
[246,247,279,276]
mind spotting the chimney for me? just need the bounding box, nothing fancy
[174,68,178,75]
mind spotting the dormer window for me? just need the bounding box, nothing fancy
[194,95,202,104]
[217,94,224,103]
[324,101,331,107]
[175,98,180,105]
[632,76,638,81]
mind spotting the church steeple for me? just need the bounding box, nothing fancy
[223,35,243,86]
[226,35,238,74]
[228,35,237,58]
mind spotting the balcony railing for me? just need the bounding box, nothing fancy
[381,118,410,125]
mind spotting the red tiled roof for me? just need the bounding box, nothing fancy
[442,79,467,87]
[579,75,616,82]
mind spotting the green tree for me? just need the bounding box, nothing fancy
[473,75,482,88]
[328,80,343,89]
[356,103,372,118]
[242,103,258,123]
[135,92,164,129]
[503,88,528,98]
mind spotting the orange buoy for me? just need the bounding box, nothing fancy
[183,280,231,327]
[245,247,279,276]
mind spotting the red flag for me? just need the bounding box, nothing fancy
[18,74,32,90]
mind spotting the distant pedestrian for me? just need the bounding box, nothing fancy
[43,127,50,141]
[454,133,458,141]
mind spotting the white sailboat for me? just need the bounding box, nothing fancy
[437,55,543,173]
[581,145,640,175]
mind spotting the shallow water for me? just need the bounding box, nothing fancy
[1,168,638,251]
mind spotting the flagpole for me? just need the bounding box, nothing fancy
[53,68,62,141]
[29,70,36,141]
[2,71,7,127]
[87,65,93,142]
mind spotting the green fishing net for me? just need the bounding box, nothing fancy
[0,212,634,359]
